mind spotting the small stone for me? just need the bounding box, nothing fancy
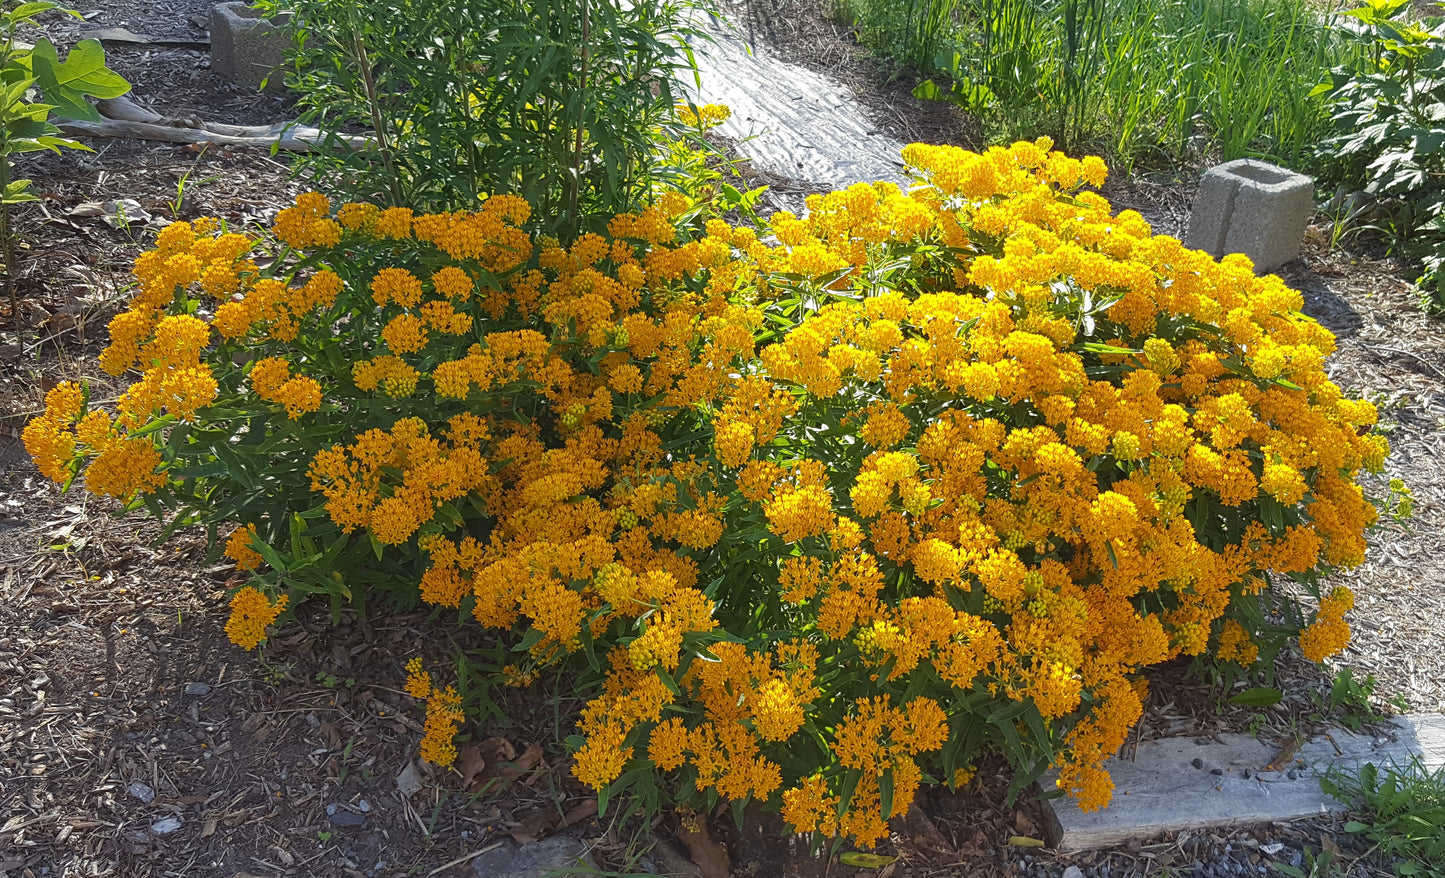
[646,839,701,878]
[1192,758,1204,769]
[128,781,156,804]
[357,799,371,813]
[396,761,424,798]
[470,839,513,877]
[325,803,339,816]
[1287,769,1299,780]
[1210,768,1224,776]
[1289,851,1303,869]
[480,838,602,878]
[1062,866,1085,878]
[328,810,365,828]
[183,682,212,697]
[150,816,183,835]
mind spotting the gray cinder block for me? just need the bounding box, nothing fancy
[1183,159,1314,274]
[210,3,293,93]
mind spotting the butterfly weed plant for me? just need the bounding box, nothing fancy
[256,0,708,242]
[26,134,1400,846]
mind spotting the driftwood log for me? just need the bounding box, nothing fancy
[56,96,369,152]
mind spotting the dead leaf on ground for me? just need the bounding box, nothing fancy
[678,812,730,878]
[893,802,950,850]
[317,721,342,751]
[560,798,598,828]
[1320,834,1343,856]
[476,736,518,766]
[492,741,544,785]
[1013,809,1038,837]
[510,807,559,844]
[66,199,154,229]
[460,738,543,792]
[1265,738,1301,772]
[455,743,490,791]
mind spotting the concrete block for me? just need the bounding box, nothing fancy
[1183,158,1315,274]
[1041,713,1445,851]
[210,3,293,93]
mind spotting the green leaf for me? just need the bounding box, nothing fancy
[28,37,130,122]
[1008,836,1045,847]
[911,78,946,101]
[7,3,62,25]
[839,853,896,868]
[2,178,37,203]
[1343,820,1370,833]
[1081,341,1141,355]
[878,768,895,821]
[2,75,35,108]
[1230,687,1283,707]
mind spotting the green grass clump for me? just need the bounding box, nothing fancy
[1322,758,1445,877]
[838,0,1362,170]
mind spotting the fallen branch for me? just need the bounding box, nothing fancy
[54,96,370,152]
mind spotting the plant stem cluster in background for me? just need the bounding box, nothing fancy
[255,0,710,242]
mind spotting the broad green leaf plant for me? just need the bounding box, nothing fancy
[1,1,129,335]
[1314,0,1445,307]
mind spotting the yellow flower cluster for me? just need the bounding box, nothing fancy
[403,658,464,766]
[1300,586,1354,662]
[307,417,491,545]
[783,695,948,846]
[249,357,322,419]
[224,524,263,571]
[27,139,1389,848]
[22,380,165,499]
[273,192,342,249]
[675,102,732,130]
[224,586,288,650]
[1215,619,1260,666]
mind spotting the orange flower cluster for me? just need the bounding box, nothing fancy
[308,417,492,545]
[224,586,288,650]
[22,380,165,499]
[1215,619,1260,666]
[404,658,465,767]
[1300,586,1354,663]
[783,695,947,846]
[26,139,1388,847]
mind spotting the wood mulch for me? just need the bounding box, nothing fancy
[3,2,1442,877]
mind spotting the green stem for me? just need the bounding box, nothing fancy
[567,0,591,242]
[1,157,17,340]
[1,19,14,339]
[349,12,403,207]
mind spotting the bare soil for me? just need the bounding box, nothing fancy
[2,2,1442,878]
